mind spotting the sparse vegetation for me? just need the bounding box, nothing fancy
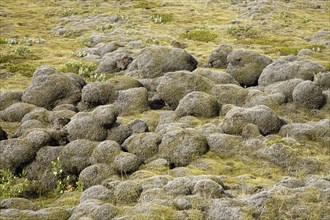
[51,157,84,194]
[0,169,29,198]
[226,25,259,40]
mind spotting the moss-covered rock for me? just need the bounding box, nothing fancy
[113,152,142,174]
[21,65,85,109]
[122,132,161,162]
[127,46,198,78]
[79,164,116,189]
[175,91,219,118]
[91,140,121,164]
[227,49,272,87]
[221,105,283,135]
[0,91,22,111]
[61,139,98,175]
[193,69,239,85]
[115,87,149,115]
[292,80,325,109]
[211,84,248,106]
[0,102,37,122]
[258,58,325,86]
[157,71,214,109]
[158,129,209,167]
[114,180,142,205]
[66,112,107,141]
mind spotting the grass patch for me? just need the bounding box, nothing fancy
[134,0,160,9]
[150,13,173,24]
[180,29,217,42]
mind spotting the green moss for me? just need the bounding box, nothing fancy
[7,63,36,77]
[180,29,217,42]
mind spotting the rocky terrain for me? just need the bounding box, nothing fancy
[0,0,330,219]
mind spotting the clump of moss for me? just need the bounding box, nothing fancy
[180,29,217,42]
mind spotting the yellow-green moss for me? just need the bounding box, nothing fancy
[180,30,218,42]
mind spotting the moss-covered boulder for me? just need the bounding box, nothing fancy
[0,91,22,111]
[264,78,304,102]
[157,71,214,109]
[114,180,142,205]
[66,112,107,141]
[91,140,121,164]
[158,128,209,167]
[193,69,239,85]
[122,132,161,162]
[175,91,219,118]
[21,65,86,109]
[115,87,149,115]
[211,84,248,106]
[207,44,233,68]
[127,46,198,78]
[0,102,37,122]
[79,164,116,189]
[292,80,325,109]
[207,134,243,158]
[221,105,284,135]
[113,152,142,174]
[226,49,272,87]
[258,59,325,86]
[61,139,98,175]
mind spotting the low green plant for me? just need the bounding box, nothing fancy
[63,60,97,76]
[78,35,93,45]
[63,60,105,81]
[5,38,18,45]
[226,25,259,40]
[180,29,217,42]
[279,11,290,22]
[302,15,311,23]
[74,51,88,58]
[150,13,173,24]
[0,169,28,198]
[13,46,30,56]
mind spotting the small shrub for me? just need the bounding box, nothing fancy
[180,29,217,42]
[302,15,311,23]
[226,25,259,40]
[150,13,173,24]
[0,169,29,198]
